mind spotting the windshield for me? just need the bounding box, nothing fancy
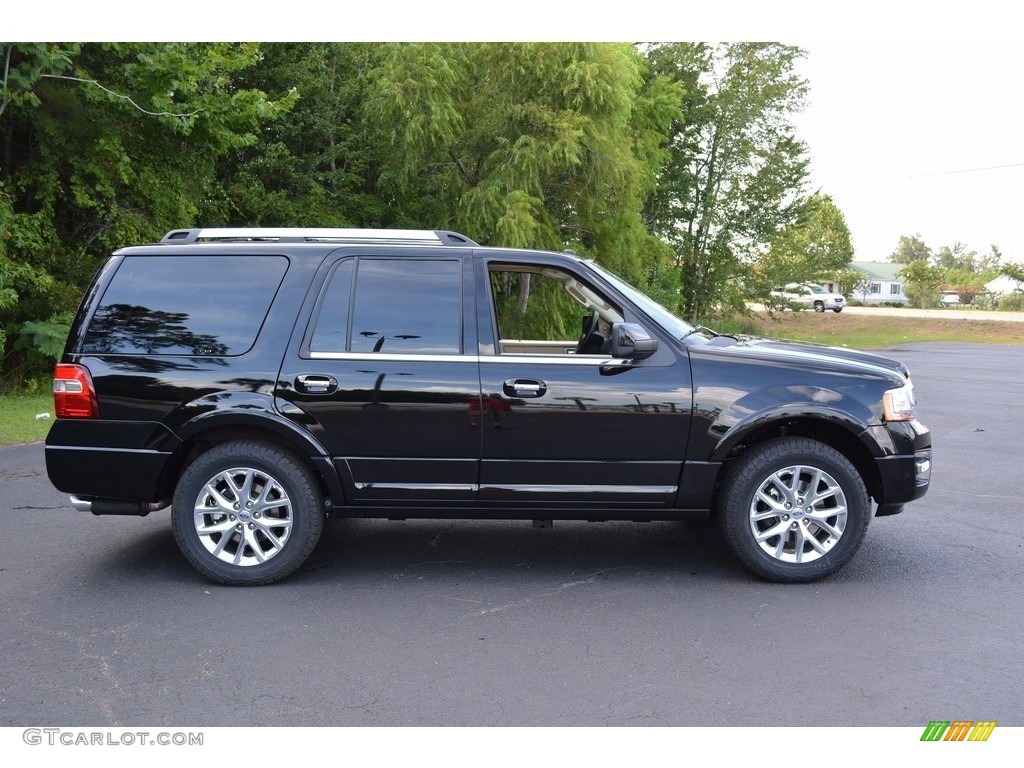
[586,260,699,341]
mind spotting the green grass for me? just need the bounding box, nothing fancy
[0,391,54,445]
[724,312,1024,348]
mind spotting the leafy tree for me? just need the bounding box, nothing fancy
[899,259,944,308]
[889,234,932,263]
[0,42,294,382]
[935,241,977,271]
[208,43,393,228]
[759,192,853,293]
[999,262,1024,284]
[368,42,678,333]
[370,44,674,258]
[644,43,810,321]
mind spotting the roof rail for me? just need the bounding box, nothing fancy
[160,228,478,246]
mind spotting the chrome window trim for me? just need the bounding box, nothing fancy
[307,351,616,365]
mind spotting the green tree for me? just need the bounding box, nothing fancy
[935,241,977,271]
[889,234,932,263]
[0,42,294,382]
[371,44,674,260]
[209,43,393,228]
[759,192,853,293]
[899,259,944,308]
[368,42,678,334]
[998,262,1024,283]
[644,43,810,321]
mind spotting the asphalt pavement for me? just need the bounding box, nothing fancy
[1,342,1022,730]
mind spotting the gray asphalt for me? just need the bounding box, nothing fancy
[1,342,1021,727]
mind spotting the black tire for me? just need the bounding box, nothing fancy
[718,437,870,582]
[813,301,825,312]
[171,440,324,586]
[833,307,843,313]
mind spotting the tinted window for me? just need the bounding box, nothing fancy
[83,255,288,355]
[309,259,354,353]
[336,259,461,355]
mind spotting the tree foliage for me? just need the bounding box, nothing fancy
[370,43,677,272]
[367,43,679,333]
[644,42,810,320]
[759,192,853,293]
[1,41,856,384]
[0,42,294,382]
[888,234,932,264]
[888,233,1005,307]
[899,259,945,309]
[206,43,392,228]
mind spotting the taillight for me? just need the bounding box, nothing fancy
[53,363,99,418]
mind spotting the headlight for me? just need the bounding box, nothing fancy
[882,380,916,421]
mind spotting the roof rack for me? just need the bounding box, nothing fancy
[160,228,478,247]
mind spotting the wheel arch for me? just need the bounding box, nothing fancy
[707,411,884,514]
[155,411,345,507]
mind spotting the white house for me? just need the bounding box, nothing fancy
[848,262,910,306]
[984,274,1023,298]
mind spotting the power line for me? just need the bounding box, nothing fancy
[908,162,1024,179]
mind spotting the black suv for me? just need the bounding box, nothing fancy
[45,227,932,585]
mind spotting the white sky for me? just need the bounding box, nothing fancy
[11,3,1024,265]
[793,41,1024,264]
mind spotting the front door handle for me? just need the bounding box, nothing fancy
[296,374,338,394]
[503,378,547,398]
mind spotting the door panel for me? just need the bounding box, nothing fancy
[478,356,690,507]
[279,254,482,504]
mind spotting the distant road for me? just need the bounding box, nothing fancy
[843,305,1024,322]
[749,304,1024,322]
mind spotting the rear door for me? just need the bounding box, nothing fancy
[278,251,481,505]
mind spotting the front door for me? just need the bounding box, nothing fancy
[476,260,691,512]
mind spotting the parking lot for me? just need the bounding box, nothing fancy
[1,342,1022,730]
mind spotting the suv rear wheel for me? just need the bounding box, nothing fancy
[171,441,324,586]
[718,437,870,582]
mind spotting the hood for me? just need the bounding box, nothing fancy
[740,337,910,377]
[707,334,910,379]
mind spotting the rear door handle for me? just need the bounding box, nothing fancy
[296,374,338,394]
[503,378,547,398]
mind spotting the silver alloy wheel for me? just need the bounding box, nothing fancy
[748,463,848,564]
[193,466,293,566]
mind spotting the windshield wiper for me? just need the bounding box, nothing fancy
[680,324,729,341]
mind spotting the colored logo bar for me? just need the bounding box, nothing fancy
[921,721,997,741]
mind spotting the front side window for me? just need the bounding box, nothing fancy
[488,264,622,356]
[310,258,462,355]
[83,255,288,356]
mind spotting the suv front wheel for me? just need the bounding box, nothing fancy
[171,441,324,586]
[718,437,870,582]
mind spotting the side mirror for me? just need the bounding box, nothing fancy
[609,323,658,360]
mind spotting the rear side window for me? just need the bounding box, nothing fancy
[82,255,288,356]
[310,258,462,355]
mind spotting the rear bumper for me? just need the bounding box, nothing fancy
[46,444,173,502]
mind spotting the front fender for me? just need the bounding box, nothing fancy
[704,384,876,462]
